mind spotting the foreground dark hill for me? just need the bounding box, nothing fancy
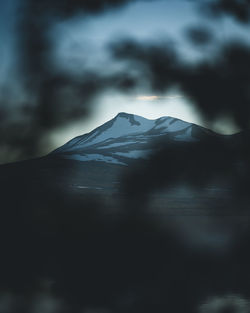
[1,113,250,313]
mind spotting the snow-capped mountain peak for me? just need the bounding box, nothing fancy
[52,113,205,165]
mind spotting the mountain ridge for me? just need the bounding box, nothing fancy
[51,112,219,166]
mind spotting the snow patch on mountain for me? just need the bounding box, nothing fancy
[64,154,126,165]
[114,149,151,159]
[154,118,190,132]
[96,141,138,149]
[174,127,196,141]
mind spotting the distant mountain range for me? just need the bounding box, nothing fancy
[52,112,216,166]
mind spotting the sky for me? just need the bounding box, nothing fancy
[48,0,248,146]
[0,0,250,157]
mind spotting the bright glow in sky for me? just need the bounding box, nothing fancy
[136,95,183,101]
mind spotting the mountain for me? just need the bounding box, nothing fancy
[52,112,215,166]
[0,111,247,215]
[0,112,236,196]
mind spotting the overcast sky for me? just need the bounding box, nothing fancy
[49,0,250,146]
